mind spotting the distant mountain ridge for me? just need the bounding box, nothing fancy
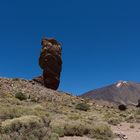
[81,81,140,105]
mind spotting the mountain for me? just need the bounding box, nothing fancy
[81,81,140,105]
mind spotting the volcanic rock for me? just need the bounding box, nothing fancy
[33,76,44,85]
[39,37,62,90]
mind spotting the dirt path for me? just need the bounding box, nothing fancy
[59,136,95,140]
[112,122,140,140]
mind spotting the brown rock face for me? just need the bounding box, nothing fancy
[39,37,62,90]
[33,76,44,85]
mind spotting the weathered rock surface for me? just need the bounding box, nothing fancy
[39,37,62,90]
[33,75,44,85]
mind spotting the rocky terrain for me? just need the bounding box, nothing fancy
[0,78,140,140]
[81,81,140,106]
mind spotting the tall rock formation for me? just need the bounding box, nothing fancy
[38,37,62,90]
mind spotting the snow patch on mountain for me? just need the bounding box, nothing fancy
[116,81,128,88]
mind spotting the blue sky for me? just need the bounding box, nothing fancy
[0,0,140,95]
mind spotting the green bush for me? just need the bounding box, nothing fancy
[0,115,51,140]
[104,111,122,125]
[0,104,48,119]
[136,108,140,115]
[89,124,113,140]
[108,117,121,125]
[75,103,90,111]
[49,133,59,140]
[130,125,135,129]
[64,123,89,136]
[125,114,135,123]
[15,92,27,101]
[51,126,64,137]
[68,114,80,120]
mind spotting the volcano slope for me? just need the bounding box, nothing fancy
[0,78,140,140]
[81,81,140,105]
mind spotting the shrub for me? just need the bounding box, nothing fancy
[104,111,122,125]
[64,123,89,136]
[108,117,121,125]
[51,126,64,137]
[61,123,113,139]
[0,115,51,139]
[49,133,59,140]
[68,114,80,120]
[125,114,135,123]
[131,109,140,123]
[135,115,140,123]
[136,108,140,115]
[118,104,127,111]
[1,115,43,133]
[51,121,113,140]
[89,123,113,140]
[0,104,48,119]
[15,92,27,101]
[75,103,90,111]
[0,134,11,140]
[130,125,135,129]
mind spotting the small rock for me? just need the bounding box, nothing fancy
[115,132,127,139]
[124,135,128,139]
